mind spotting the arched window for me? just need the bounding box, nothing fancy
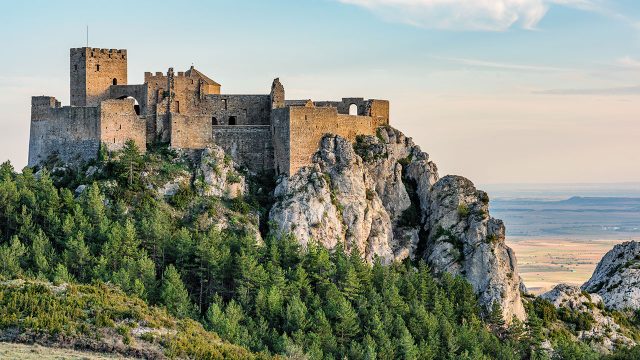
[349,104,358,116]
[212,117,218,126]
[229,116,237,125]
[112,78,118,85]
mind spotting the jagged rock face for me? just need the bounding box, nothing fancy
[271,136,395,263]
[542,284,635,352]
[425,175,526,322]
[195,145,246,199]
[582,241,640,310]
[269,126,526,321]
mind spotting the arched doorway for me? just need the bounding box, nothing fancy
[116,96,140,115]
[229,116,237,125]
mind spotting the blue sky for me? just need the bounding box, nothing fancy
[0,0,638,184]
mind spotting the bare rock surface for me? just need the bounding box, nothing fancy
[542,283,635,352]
[195,145,246,199]
[582,241,640,310]
[425,175,527,322]
[269,126,526,321]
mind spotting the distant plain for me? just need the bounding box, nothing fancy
[484,183,640,294]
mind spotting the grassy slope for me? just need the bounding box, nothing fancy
[0,280,272,360]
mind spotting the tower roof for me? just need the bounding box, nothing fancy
[185,66,220,86]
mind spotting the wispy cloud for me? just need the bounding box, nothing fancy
[615,56,640,69]
[437,56,571,72]
[535,85,640,95]
[337,0,628,31]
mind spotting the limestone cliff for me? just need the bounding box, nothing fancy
[582,241,640,310]
[269,126,526,321]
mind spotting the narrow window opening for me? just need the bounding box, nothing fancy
[113,138,116,143]
[96,64,100,71]
[222,99,227,110]
[74,65,78,71]
[212,117,218,126]
[119,124,122,130]
[228,116,237,125]
[112,78,117,85]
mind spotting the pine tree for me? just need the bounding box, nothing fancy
[52,263,73,284]
[160,264,194,318]
[29,229,52,275]
[284,295,308,333]
[0,236,26,277]
[333,296,360,348]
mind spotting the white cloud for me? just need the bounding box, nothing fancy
[337,0,607,31]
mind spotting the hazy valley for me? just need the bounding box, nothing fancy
[487,184,640,293]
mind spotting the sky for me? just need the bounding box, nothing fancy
[0,0,638,185]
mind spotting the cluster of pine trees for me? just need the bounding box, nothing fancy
[0,144,638,359]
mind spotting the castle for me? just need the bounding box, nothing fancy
[29,47,390,176]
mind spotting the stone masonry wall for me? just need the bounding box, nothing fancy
[285,106,387,176]
[201,95,271,126]
[28,97,100,166]
[212,125,275,174]
[99,99,147,152]
[170,114,212,149]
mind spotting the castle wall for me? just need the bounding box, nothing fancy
[99,99,147,152]
[284,106,386,176]
[71,48,127,107]
[28,97,100,166]
[169,114,212,149]
[212,125,274,174]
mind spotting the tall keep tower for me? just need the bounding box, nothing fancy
[70,47,127,107]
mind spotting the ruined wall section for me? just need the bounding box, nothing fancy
[313,98,389,123]
[201,95,271,125]
[212,126,274,174]
[99,99,146,152]
[271,108,291,176]
[71,48,127,107]
[28,96,100,166]
[285,106,385,176]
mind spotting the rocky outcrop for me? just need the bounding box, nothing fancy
[582,241,640,310]
[424,175,526,322]
[269,126,526,321]
[270,136,395,263]
[542,284,635,352]
[195,145,246,199]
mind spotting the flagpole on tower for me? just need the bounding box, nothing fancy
[86,25,89,47]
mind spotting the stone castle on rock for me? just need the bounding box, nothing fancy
[29,47,389,176]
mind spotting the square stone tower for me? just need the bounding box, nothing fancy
[70,47,127,107]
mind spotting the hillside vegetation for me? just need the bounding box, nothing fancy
[0,142,639,359]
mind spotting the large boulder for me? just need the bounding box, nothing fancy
[582,241,640,310]
[269,127,526,322]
